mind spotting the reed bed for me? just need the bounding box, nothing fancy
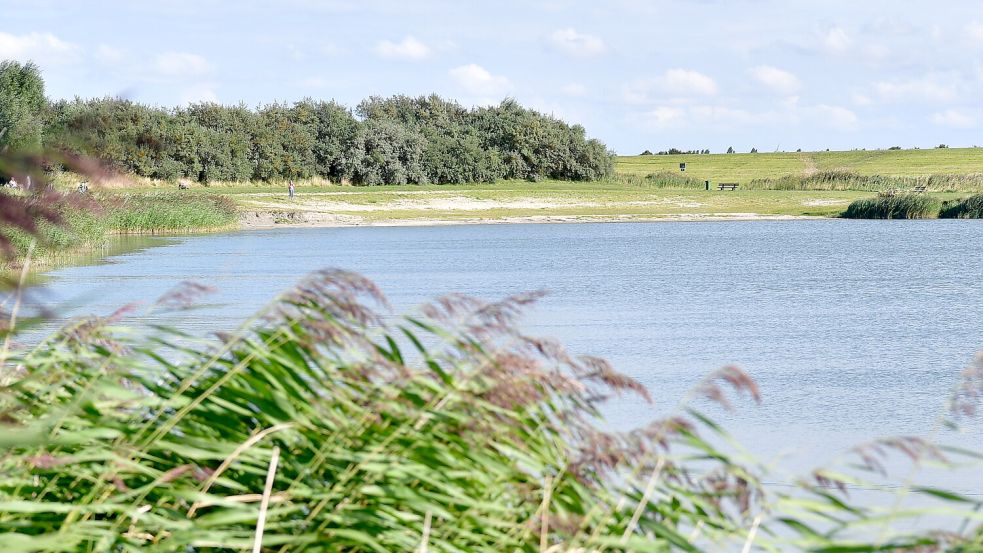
[103,192,238,234]
[841,194,940,219]
[747,171,983,192]
[939,194,983,219]
[0,271,980,551]
[612,171,707,189]
[2,191,238,271]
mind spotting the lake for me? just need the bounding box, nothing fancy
[31,220,983,492]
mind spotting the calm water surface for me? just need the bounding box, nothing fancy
[34,220,983,490]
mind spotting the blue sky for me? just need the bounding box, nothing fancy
[2,0,982,154]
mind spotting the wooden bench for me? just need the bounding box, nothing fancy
[913,185,926,193]
[718,182,738,191]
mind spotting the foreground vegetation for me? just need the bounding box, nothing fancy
[1,271,981,551]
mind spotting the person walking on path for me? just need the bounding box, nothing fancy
[288,180,295,199]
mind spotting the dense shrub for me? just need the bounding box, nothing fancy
[351,119,428,185]
[842,194,939,219]
[41,89,613,185]
[0,61,45,152]
[939,194,983,218]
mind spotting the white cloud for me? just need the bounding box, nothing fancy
[863,44,890,62]
[968,21,983,45]
[95,44,124,64]
[375,36,431,61]
[690,105,757,126]
[660,69,717,96]
[636,102,856,132]
[449,64,511,96]
[298,76,330,89]
[931,109,976,128]
[320,43,346,57]
[851,93,873,106]
[639,106,686,129]
[0,31,78,65]
[155,52,211,77]
[750,65,800,94]
[820,26,851,53]
[179,84,218,105]
[638,104,767,130]
[810,104,859,131]
[548,28,606,57]
[560,82,587,96]
[874,77,957,103]
[624,69,718,104]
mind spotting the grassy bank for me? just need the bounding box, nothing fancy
[4,191,238,271]
[12,146,983,261]
[100,147,983,227]
[618,147,983,184]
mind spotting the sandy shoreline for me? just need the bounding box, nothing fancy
[239,210,825,230]
[232,189,847,229]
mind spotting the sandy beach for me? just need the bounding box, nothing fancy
[236,192,830,229]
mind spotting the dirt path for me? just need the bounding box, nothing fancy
[800,153,819,176]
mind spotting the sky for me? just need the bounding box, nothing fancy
[1,0,982,154]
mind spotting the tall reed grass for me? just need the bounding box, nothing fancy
[842,194,940,219]
[104,192,238,234]
[4,191,238,271]
[0,271,981,551]
[939,194,983,219]
[613,171,707,189]
[747,171,983,192]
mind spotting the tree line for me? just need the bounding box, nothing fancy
[1,61,613,185]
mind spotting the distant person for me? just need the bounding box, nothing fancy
[288,181,295,198]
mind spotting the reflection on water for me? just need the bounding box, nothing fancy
[24,220,983,492]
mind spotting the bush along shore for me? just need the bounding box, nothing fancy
[843,193,983,219]
[940,194,983,219]
[0,271,981,551]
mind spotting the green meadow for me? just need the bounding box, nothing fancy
[617,147,983,183]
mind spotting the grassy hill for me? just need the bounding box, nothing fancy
[616,147,983,184]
